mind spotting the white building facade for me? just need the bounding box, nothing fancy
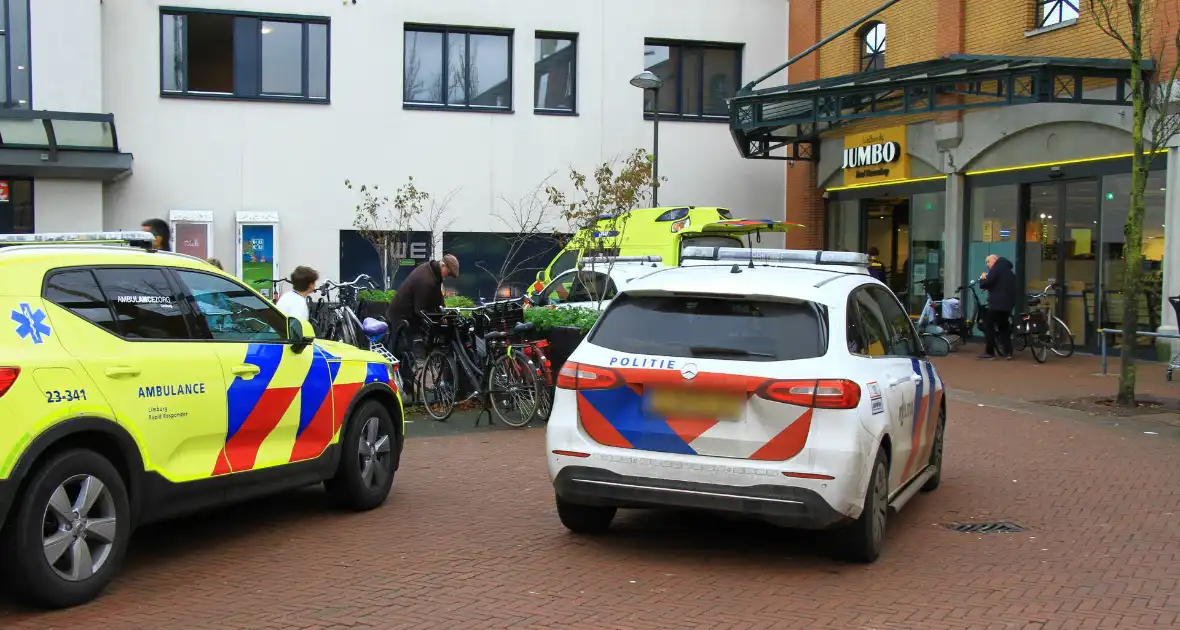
[1,0,790,298]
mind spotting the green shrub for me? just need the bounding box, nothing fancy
[445,295,477,309]
[525,306,600,334]
[359,289,396,303]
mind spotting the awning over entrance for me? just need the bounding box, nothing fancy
[729,55,1151,162]
[0,109,132,181]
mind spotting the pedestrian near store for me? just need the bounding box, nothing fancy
[386,255,460,397]
[978,253,1017,360]
[867,246,887,283]
[276,266,320,321]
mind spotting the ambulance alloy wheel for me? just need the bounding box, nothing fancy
[325,399,396,511]
[1,449,130,609]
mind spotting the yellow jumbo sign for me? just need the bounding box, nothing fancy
[842,126,910,185]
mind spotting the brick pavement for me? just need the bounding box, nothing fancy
[1,394,1179,629]
[932,345,1179,403]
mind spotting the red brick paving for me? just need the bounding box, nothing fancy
[933,345,1180,403]
[2,395,1179,628]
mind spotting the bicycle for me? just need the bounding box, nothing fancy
[254,277,291,300]
[311,273,376,350]
[416,305,541,428]
[1012,283,1075,362]
[480,297,553,421]
[912,278,959,350]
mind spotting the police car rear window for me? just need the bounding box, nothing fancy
[589,293,828,362]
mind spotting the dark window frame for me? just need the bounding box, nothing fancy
[173,267,290,343]
[0,0,32,108]
[847,289,891,358]
[159,6,331,104]
[858,21,886,72]
[867,285,923,358]
[533,30,577,116]
[403,23,515,113]
[642,38,743,123]
[1035,0,1080,29]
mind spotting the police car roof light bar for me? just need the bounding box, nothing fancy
[579,255,663,265]
[0,231,156,250]
[680,246,868,268]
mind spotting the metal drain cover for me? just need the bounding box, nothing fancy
[945,521,1027,534]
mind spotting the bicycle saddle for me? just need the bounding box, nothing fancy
[361,317,389,337]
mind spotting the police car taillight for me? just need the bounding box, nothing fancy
[556,362,621,391]
[756,379,860,409]
[0,367,20,398]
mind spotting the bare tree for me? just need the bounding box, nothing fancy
[345,177,430,289]
[545,149,664,309]
[476,175,564,298]
[414,186,460,264]
[1086,0,1180,406]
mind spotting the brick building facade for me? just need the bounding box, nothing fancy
[765,0,1180,357]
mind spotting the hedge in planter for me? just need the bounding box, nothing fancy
[524,306,600,335]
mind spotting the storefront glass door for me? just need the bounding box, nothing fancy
[1024,180,1099,347]
[908,191,946,312]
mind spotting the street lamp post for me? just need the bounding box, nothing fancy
[630,71,664,207]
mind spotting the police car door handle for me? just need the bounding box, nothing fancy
[231,364,261,378]
[887,376,910,388]
[104,366,140,378]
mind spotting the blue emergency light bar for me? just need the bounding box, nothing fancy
[680,246,869,268]
[591,230,620,238]
[0,231,156,250]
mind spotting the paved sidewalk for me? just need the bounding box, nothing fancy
[932,345,1178,403]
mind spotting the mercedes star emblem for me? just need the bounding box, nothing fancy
[680,363,699,380]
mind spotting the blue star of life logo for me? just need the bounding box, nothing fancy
[11,302,51,344]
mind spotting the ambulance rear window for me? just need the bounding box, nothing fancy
[589,293,828,362]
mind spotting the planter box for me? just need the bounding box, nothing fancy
[545,326,587,375]
[357,299,390,320]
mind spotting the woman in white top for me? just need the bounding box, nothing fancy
[275,266,319,321]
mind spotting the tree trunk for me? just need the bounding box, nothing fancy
[1116,0,1147,408]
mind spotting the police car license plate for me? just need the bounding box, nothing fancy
[645,388,744,420]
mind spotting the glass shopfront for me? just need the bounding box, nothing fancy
[964,156,1168,352]
[824,180,947,314]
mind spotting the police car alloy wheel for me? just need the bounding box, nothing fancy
[1,449,131,609]
[921,410,945,493]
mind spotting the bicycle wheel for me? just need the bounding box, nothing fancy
[418,350,458,421]
[1049,316,1075,358]
[1030,335,1049,363]
[1012,332,1027,352]
[488,350,540,428]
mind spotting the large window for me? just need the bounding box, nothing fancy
[642,40,742,120]
[534,33,576,114]
[0,0,31,107]
[404,25,513,111]
[176,270,287,342]
[161,9,330,102]
[859,22,886,72]
[0,179,33,233]
[1036,0,1080,29]
[1100,171,1167,344]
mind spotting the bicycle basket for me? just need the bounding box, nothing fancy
[1018,311,1048,334]
[473,300,525,337]
[940,298,962,321]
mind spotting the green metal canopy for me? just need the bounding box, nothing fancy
[0,109,132,181]
[729,54,1151,161]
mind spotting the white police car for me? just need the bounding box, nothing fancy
[546,247,950,562]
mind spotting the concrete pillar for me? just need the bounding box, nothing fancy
[943,173,966,292]
[1157,147,1180,357]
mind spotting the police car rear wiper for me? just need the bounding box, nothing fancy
[688,345,775,358]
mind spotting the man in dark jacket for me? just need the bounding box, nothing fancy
[867,246,888,283]
[385,255,460,394]
[978,254,1016,359]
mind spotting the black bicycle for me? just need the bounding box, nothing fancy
[254,277,291,300]
[310,274,374,349]
[415,304,541,428]
[1012,283,1074,362]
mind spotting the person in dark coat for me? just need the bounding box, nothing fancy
[385,255,460,394]
[978,254,1017,359]
[867,246,888,283]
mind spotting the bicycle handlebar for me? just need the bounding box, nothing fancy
[254,278,290,286]
[318,273,375,292]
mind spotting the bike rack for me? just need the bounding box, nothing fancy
[1096,328,1180,376]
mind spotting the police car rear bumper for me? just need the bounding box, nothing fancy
[554,466,850,530]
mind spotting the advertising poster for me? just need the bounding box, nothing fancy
[240,224,275,298]
[175,223,210,259]
[0,181,10,202]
